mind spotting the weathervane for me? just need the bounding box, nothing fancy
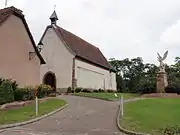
[157,50,168,72]
[5,0,7,7]
[54,4,56,10]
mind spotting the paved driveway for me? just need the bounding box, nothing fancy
[0,95,125,135]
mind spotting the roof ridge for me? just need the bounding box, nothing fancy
[0,6,23,15]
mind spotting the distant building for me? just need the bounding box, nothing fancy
[0,6,45,87]
[39,10,117,91]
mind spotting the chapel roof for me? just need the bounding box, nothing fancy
[53,25,112,70]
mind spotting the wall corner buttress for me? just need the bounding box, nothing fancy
[72,58,76,89]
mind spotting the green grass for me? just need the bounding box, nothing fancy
[0,98,67,124]
[121,98,180,135]
[74,92,139,101]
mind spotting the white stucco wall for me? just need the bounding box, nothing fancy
[40,27,74,88]
[75,59,117,90]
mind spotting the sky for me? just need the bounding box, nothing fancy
[0,0,180,65]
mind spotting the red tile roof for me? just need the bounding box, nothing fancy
[0,6,45,64]
[0,6,23,25]
[52,25,112,71]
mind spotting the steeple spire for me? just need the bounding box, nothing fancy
[50,10,58,25]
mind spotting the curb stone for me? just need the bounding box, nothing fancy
[117,98,151,135]
[0,104,68,131]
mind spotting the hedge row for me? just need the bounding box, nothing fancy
[14,84,54,101]
[66,87,117,93]
[165,86,180,94]
[0,79,54,105]
[0,81,14,105]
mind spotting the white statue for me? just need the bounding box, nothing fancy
[157,51,168,72]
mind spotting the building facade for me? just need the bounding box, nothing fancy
[0,6,45,87]
[39,11,117,91]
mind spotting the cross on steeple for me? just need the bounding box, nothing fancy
[5,0,7,7]
[54,4,56,10]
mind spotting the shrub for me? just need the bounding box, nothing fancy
[67,87,72,93]
[137,83,156,94]
[163,126,180,135]
[7,79,18,91]
[0,80,14,104]
[0,78,18,91]
[14,84,53,101]
[82,88,92,93]
[14,87,35,101]
[98,89,105,93]
[165,86,180,94]
[107,89,115,93]
[37,84,53,98]
[93,90,99,93]
[75,87,82,93]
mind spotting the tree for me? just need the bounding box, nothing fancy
[109,57,157,93]
[109,56,180,94]
[166,57,180,93]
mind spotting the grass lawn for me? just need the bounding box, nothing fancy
[0,98,67,125]
[121,98,180,135]
[74,92,139,101]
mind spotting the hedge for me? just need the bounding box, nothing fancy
[0,80,14,105]
[14,87,35,101]
[37,84,54,98]
[67,87,117,93]
[14,84,54,101]
[165,86,180,94]
[0,78,55,104]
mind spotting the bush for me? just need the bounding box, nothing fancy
[165,86,180,94]
[75,87,82,93]
[14,87,35,101]
[37,84,54,98]
[0,80,14,104]
[0,78,18,91]
[93,90,99,93]
[71,90,74,93]
[82,88,92,93]
[14,84,54,101]
[98,89,105,93]
[67,87,72,93]
[163,126,180,135]
[107,89,115,93]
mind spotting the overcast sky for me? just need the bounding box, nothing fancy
[1,0,180,65]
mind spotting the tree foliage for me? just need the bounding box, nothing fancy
[109,57,180,94]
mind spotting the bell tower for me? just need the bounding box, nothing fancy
[49,10,58,25]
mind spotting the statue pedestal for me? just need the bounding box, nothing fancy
[156,72,168,93]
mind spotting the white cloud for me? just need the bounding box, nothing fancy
[160,20,180,45]
[0,0,180,65]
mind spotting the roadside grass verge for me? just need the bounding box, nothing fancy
[0,98,66,124]
[121,98,180,135]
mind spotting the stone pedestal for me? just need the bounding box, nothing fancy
[156,72,168,93]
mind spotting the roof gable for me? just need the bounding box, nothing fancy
[0,6,45,64]
[53,25,111,71]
